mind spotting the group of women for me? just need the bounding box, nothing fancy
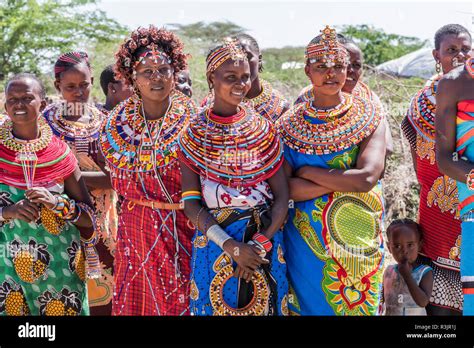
[0,22,473,316]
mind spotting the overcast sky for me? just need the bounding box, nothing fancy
[98,0,474,48]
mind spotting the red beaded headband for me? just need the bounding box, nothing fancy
[134,44,171,68]
[305,25,349,67]
[206,37,248,73]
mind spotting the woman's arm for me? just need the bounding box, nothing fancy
[180,160,266,282]
[82,151,113,190]
[261,165,288,240]
[435,78,474,182]
[296,121,386,192]
[284,161,332,202]
[64,167,94,231]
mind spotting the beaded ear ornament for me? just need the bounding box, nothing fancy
[305,25,349,67]
[466,57,474,78]
[206,37,248,73]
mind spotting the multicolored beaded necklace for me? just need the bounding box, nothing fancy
[407,74,441,142]
[0,119,76,189]
[101,91,193,173]
[178,104,283,188]
[467,58,474,78]
[245,80,289,121]
[276,93,381,155]
[43,102,103,155]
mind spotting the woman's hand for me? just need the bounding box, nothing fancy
[25,187,57,209]
[223,239,269,282]
[2,200,40,223]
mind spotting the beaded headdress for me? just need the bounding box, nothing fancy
[305,25,349,67]
[134,44,172,68]
[206,37,248,73]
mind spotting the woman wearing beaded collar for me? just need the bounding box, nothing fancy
[179,38,289,316]
[0,74,97,315]
[201,34,290,122]
[41,51,118,315]
[436,48,474,315]
[100,25,197,316]
[402,24,472,316]
[276,26,386,315]
[295,35,393,166]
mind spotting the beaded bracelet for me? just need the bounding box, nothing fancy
[467,169,474,191]
[182,190,202,202]
[77,202,101,279]
[252,232,272,252]
[51,194,75,219]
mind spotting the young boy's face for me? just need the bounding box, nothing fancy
[388,225,421,265]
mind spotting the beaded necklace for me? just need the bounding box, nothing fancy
[276,93,381,155]
[407,74,441,142]
[0,119,52,153]
[467,58,474,78]
[43,102,103,155]
[178,104,283,188]
[0,119,76,189]
[101,91,193,173]
[245,80,289,121]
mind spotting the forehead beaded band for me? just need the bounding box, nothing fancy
[206,37,248,73]
[134,44,172,68]
[305,25,349,67]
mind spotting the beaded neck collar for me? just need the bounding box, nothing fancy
[101,91,194,173]
[407,74,442,142]
[179,104,283,188]
[276,93,381,155]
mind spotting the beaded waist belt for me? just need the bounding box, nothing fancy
[125,198,183,211]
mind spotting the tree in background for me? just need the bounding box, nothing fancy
[168,21,246,43]
[340,24,428,66]
[0,0,127,80]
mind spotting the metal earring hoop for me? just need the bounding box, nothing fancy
[435,61,441,74]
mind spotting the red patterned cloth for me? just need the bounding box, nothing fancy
[402,79,462,271]
[110,162,193,315]
[101,93,196,315]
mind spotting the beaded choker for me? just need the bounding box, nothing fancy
[276,93,381,155]
[467,58,474,78]
[43,103,103,154]
[100,91,194,173]
[178,105,283,188]
[407,74,441,142]
[0,119,77,189]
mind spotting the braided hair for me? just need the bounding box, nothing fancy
[386,218,423,241]
[115,25,188,88]
[54,51,91,80]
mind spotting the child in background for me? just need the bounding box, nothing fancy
[383,219,433,315]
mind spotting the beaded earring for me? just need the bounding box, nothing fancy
[435,61,441,74]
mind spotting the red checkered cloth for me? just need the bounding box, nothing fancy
[110,160,194,316]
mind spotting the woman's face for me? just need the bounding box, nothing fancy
[305,58,347,96]
[343,43,363,93]
[54,64,92,103]
[133,50,175,103]
[5,78,46,126]
[433,32,472,74]
[209,58,251,108]
[240,39,260,83]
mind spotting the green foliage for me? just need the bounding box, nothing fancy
[0,0,127,80]
[340,25,428,66]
